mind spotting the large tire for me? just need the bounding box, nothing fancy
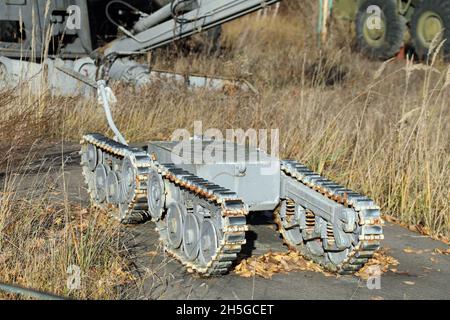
[411,0,450,61]
[355,0,405,59]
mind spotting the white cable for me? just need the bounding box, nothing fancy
[97,80,128,146]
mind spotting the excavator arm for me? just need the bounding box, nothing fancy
[104,0,281,56]
[0,0,281,94]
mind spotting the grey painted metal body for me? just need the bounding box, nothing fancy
[147,139,361,221]
[0,55,255,95]
[148,140,281,211]
[0,0,385,276]
[106,0,280,55]
[0,0,90,58]
[0,0,273,94]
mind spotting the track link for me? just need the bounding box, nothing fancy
[156,163,249,275]
[80,133,248,276]
[276,160,384,274]
[81,133,152,223]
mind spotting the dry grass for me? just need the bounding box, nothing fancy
[0,5,449,298]
[0,155,133,299]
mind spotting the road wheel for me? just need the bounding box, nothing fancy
[355,0,405,59]
[411,0,450,61]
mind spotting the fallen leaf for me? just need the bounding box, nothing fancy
[234,251,332,279]
[370,296,385,300]
[356,248,399,280]
[434,248,450,255]
[146,251,158,257]
[383,215,399,223]
[403,247,424,254]
[415,224,431,236]
[403,281,415,285]
[382,215,448,244]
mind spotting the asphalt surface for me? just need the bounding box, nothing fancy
[5,142,450,300]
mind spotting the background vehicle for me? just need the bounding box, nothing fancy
[334,0,450,60]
